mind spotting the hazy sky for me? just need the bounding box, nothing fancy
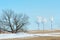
[0,0,60,30]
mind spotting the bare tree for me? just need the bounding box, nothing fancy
[36,16,42,30]
[35,20,39,30]
[50,16,54,30]
[42,17,47,32]
[0,10,29,33]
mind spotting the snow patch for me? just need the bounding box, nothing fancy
[0,32,60,39]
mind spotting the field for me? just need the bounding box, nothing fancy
[27,30,60,34]
[0,30,60,40]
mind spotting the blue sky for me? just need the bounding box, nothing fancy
[0,0,60,30]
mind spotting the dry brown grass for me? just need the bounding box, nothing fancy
[27,30,60,34]
[0,30,60,34]
[1,36,60,40]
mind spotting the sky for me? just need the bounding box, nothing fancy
[0,0,60,30]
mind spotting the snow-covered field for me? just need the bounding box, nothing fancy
[0,32,60,39]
